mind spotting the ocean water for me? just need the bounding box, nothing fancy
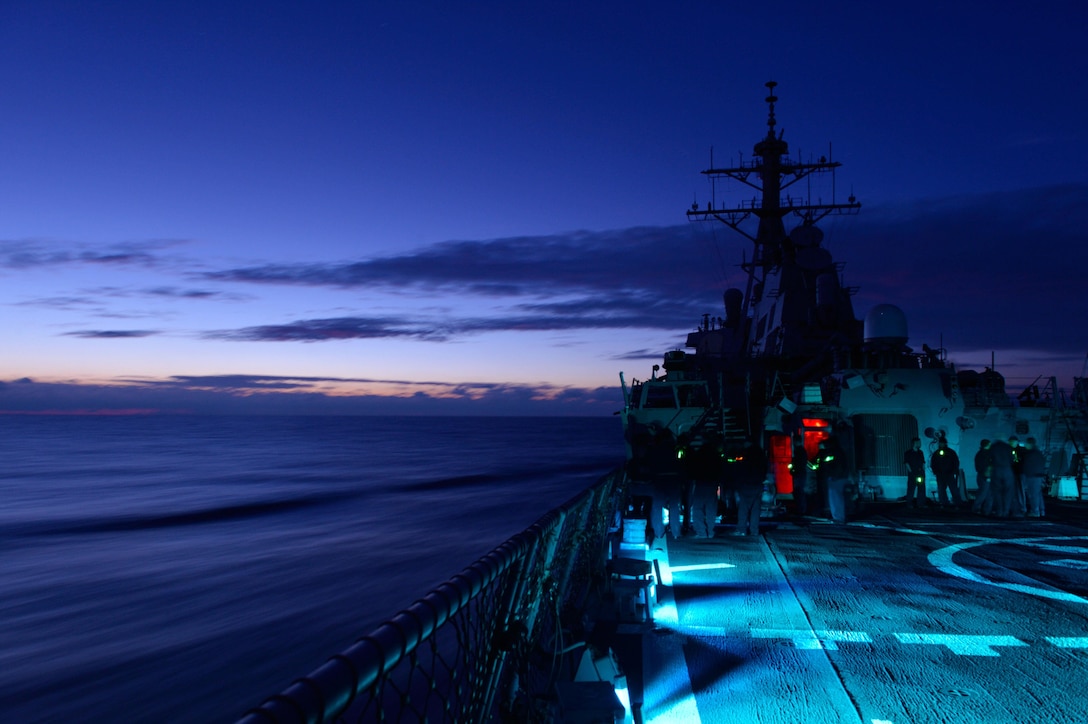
[0,415,625,723]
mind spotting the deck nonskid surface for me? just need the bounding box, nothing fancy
[636,504,1088,724]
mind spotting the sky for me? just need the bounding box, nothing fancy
[1,1,1086,416]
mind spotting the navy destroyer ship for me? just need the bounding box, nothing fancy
[238,83,1088,724]
[620,81,1088,508]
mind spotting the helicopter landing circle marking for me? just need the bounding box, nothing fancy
[928,535,1088,604]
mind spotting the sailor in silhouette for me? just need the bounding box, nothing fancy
[971,439,995,515]
[930,436,963,508]
[1020,437,1047,517]
[679,430,722,538]
[729,437,768,536]
[903,437,926,508]
[789,434,810,518]
[811,435,850,524]
[1008,436,1026,517]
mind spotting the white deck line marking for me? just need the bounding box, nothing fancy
[894,633,1026,656]
[673,628,1088,653]
[849,520,1002,543]
[1019,543,1088,554]
[928,536,1088,604]
[1041,558,1088,570]
[911,522,1055,527]
[751,628,872,650]
[668,562,736,572]
[1046,637,1088,648]
[677,624,730,636]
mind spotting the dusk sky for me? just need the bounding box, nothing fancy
[2,2,1086,415]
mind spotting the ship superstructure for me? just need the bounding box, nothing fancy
[621,82,1088,506]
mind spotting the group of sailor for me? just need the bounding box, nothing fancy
[625,423,1051,542]
[905,435,1047,518]
[625,424,769,540]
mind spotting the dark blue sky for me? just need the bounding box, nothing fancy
[1,2,1085,415]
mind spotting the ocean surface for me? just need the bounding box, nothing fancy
[0,414,625,723]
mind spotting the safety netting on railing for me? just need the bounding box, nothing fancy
[237,468,624,724]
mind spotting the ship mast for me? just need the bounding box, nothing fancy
[688,81,861,307]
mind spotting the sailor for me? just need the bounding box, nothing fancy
[810,436,850,524]
[623,424,653,526]
[729,438,768,536]
[650,427,683,540]
[1020,437,1047,518]
[988,437,1016,518]
[930,436,963,508]
[903,438,927,508]
[679,431,722,538]
[1008,436,1026,518]
[626,424,680,542]
[971,439,995,516]
[789,435,810,519]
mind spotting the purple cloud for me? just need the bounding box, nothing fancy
[197,184,1087,354]
[0,239,188,269]
[62,330,159,339]
[204,226,727,300]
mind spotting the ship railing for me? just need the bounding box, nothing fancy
[236,468,625,724]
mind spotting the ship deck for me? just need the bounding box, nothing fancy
[597,500,1088,724]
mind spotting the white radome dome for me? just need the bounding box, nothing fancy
[864,304,908,344]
